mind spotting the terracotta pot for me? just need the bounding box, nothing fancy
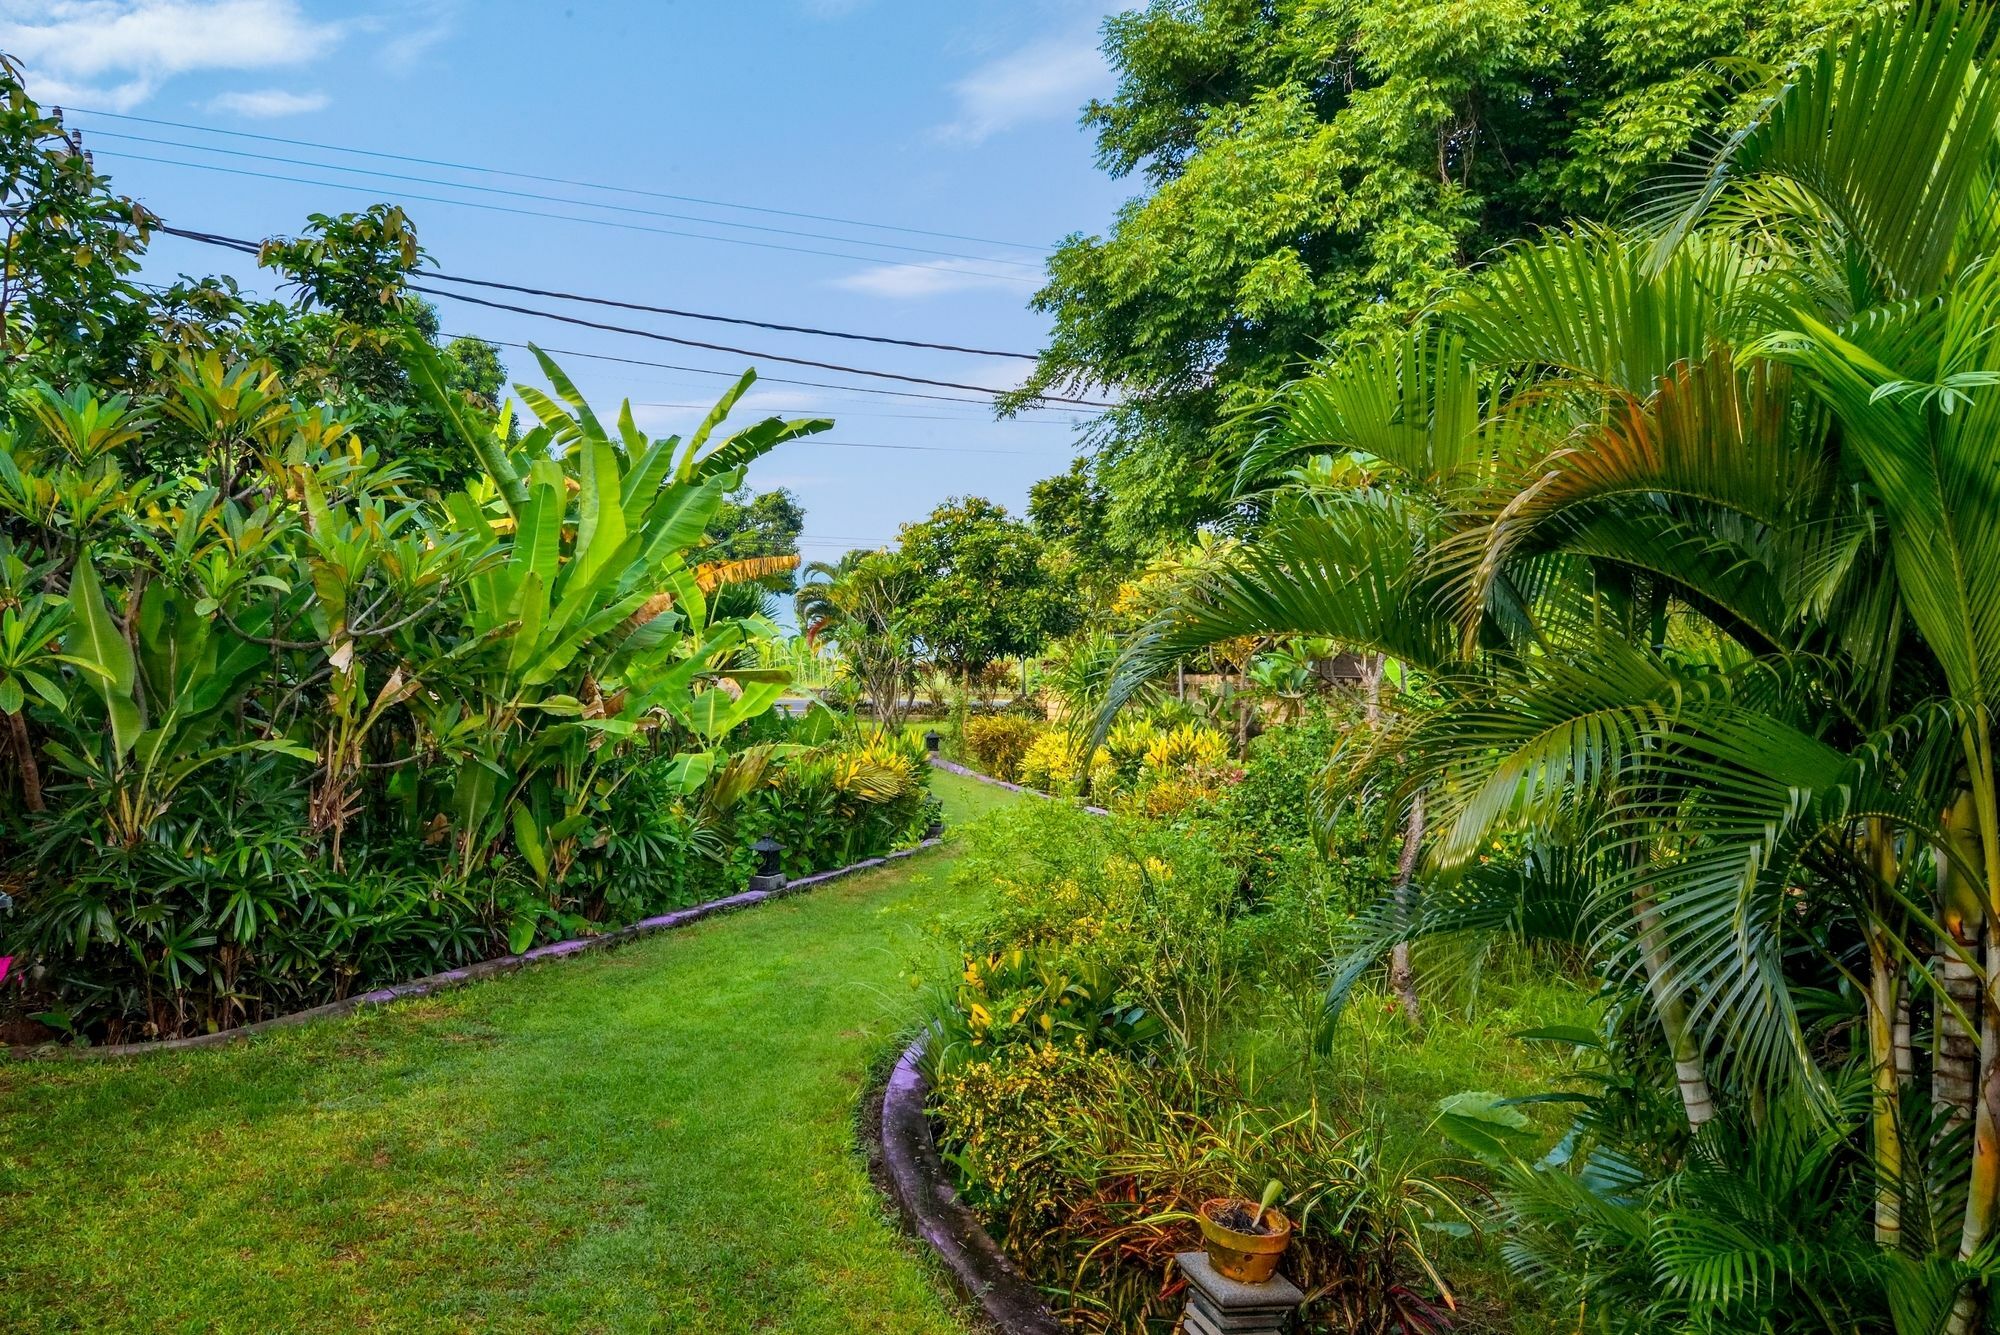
[1197,1196,1293,1283]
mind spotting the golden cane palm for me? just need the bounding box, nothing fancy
[1096,6,2000,1325]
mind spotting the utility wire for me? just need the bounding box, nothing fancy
[406,283,1113,406]
[470,338,1100,412]
[95,129,1043,272]
[100,150,1042,283]
[148,226,1100,409]
[67,106,1054,254]
[420,273,1040,359]
[157,224,1041,360]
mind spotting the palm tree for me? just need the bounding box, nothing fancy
[1100,5,2000,1324]
[794,548,919,724]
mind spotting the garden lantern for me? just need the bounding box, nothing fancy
[923,729,941,755]
[750,836,786,892]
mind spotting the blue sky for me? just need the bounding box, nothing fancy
[0,0,1131,565]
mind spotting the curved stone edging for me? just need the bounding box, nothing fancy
[879,1034,1063,1335]
[8,837,942,1061]
[928,756,1109,816]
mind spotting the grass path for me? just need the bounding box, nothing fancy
[0,770,1012,1334]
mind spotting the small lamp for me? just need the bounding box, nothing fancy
[750,835,787,892]
[923,729,941,756]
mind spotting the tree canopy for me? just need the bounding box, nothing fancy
[897,496,1081,679]
[1019,0,1874,544]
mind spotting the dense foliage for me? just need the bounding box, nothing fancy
[1099,5,2000,1328]
[0,65,942,1046]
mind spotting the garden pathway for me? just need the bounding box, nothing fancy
[0,771,1015,1334]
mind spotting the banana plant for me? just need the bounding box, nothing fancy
[49,553,314,848]
[411,343,829,885]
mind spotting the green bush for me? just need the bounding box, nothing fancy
[961,714,1043,780]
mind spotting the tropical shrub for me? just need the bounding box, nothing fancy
[737,725,939,875]
[961,713,1042,781]
[1015,729,1095,796]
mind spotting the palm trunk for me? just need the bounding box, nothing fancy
[1362,653,1385,727]
[1868,819,1906,1248]
[1949,741,2000,1335]
[4,708,44,812]
[1389,791,1423,1025]
[1632,879,1716,1128]
[1869,925,1905,1247]
[1940,794,1985,1125]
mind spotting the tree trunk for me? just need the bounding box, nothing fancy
[1362,653,1385,727]
[1389,791,1424,1025]
[1869,925,1904,1247]
[1950,763,2000,1335]
[1866,820,1907,1247]
[4,708,45,812]
[1940,795,1985,1125]
[1632,880,1716,1128]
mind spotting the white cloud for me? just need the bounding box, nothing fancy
[204,86,326,117]
[0,1,343,110]
[936,33,1108,144]
[369,3,455,71]
[831,257,1036,299]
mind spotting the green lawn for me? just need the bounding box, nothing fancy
[0,778,1018,1334]
[930,764,1023,826]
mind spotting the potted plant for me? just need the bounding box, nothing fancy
[1197,1180,1292,1283]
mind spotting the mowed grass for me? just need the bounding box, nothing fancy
[929,764,1024,826]
[0,776,1018,1334]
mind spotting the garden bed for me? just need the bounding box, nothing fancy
[9,838,939,1060]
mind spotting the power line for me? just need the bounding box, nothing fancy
[67,106,1054,254]
[422,273,1040,360]
[636,400,1078,425]
[777,439,1055,457]
[470,338,1100,413]
[96,129,1043,272]
[407,283,1113,406]
[102,150,1043,283]
[157,224,1040,360]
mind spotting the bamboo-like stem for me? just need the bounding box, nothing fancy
[1633,879,1715,1128]
[1389,790,1424,1026]
[1939,793,1984,1125]
[1869,818,1905,1248]
[1950,725,2000,1334]
[1870,925,1905,1246]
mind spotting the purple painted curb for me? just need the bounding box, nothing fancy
[880,1036,1062,1335]
[8,838,943,1061]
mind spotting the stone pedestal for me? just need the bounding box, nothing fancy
[1177,1251,1303,1335]
[748,873,787,893]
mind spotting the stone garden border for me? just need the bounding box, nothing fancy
[8,837,941,1060]
[870,755,1120,1333]
[878,1033,1063,1335]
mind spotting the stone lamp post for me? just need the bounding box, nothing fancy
[1177,1252,1304,1335]
[923,729,941,756]
[749,836,786,892]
